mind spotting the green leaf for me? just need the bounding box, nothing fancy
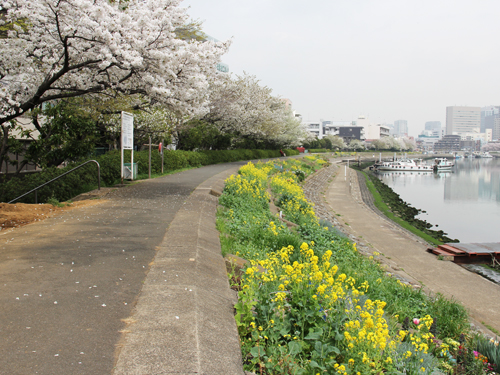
[309,360,321,369]
[314,341,323,353]
[250,346,262,358]
[288,341,302,356]
[304,328,323,340]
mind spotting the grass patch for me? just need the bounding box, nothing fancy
[360,171,444,246]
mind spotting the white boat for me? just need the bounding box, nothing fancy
[472,151,493,158]
[433,158,454,170]
[375,158,433,172]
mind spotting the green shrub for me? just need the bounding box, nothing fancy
[307,149,331,153]
[0,149,297,203]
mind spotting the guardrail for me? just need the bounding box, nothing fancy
[8,160,100,204]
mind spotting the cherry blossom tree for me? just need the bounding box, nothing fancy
[324,135,345,150]
[0,0,229,171]
[200,73,306,148]
[347,139,365,151]
[370,136,414,151]
[482,142,500,152]
[0,0,229,125]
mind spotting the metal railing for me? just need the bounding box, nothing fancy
[8,160,100,204]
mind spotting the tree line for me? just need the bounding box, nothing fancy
[0,0,307,173]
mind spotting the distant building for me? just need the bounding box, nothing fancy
[480,106,500,133]
[321,120,332,137]
[338,126,364,144]
[364,124,390,140]
[393,120,408,137]
[281,98,293,110]
[458,130,491,148]
[1,116,40,173]
[417,130,440,151]
[323,120,364,143]
[494,118,500,141]
[446,106,481,135]
[433,135,461,152]
[425,121,442,133]
[303,121,321,138]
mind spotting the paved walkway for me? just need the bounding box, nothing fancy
[322,161,500,334]
[0,162,246,375]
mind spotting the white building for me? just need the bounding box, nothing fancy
[364,124,391,140]
[303,121,321,138]
[446,106,481,135]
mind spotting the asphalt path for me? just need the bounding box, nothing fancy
[0,162,244,375]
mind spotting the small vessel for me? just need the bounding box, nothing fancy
[375,158,433,172]
[433,158,454,171]
[472,151,493,158]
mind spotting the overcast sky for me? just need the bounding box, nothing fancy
[182,0,500,136]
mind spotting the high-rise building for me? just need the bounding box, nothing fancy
[494,118,500,141]
[425,121,441,132]
[393,120,408,136]
[481,106,500,133]
[446,106,481,135]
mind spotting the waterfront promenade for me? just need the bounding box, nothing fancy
[1,155,499,375]
[322,161,500,335]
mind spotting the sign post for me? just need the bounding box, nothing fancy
[121,112,134,184]
[148,136,151,179]
[160,139,164,174]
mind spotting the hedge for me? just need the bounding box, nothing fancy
[307,149,331,153]
[0,148,299,204]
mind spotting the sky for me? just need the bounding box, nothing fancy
[181,0,500,137]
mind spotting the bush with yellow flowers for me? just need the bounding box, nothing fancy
[217,157,474,375]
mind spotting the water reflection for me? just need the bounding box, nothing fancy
[376,158,500,243]
[448,159,500,202]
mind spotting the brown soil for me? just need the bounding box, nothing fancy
[0,200,106,230]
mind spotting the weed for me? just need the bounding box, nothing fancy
[481,322,500,336]
[47,197,64,207]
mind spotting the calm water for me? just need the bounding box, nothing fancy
[376,158,500,243]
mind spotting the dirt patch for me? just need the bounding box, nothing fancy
[0,200,106,231]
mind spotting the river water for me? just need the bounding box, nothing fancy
[376,157,500,243]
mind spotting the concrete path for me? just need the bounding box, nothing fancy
[325,162,500,334]
[0,162,246,375]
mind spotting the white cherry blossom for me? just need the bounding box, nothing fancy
[0,0,229,125]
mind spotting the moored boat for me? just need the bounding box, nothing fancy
[375,158,433,172]
[433,158,454,170]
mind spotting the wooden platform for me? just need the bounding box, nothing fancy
[428,243,500,264]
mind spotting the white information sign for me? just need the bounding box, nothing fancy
[121,111,134,182]
[121,112,134,150]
